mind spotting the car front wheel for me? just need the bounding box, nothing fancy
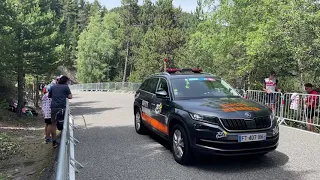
[134,109,146,134]
[171,124,193,165]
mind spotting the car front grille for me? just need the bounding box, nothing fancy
[220,116,271,131]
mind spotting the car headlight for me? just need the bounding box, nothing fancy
[189,113,204,121]
[189,113,220,125]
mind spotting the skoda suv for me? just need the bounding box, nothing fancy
[133,68,279,165]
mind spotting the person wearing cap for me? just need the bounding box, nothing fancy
[48,75,72,148]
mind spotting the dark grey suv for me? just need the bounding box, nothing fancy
[133,68,279,165]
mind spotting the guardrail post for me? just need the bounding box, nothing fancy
[278,93,285,125]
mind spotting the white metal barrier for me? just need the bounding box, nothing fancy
[69,82,320,133]
[55,100,84,180]
[245,90,283,118]
[70,82,142,93]
[246,90,320,132]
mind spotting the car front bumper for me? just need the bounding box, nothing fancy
[187,121,279,156]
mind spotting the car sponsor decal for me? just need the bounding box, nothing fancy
[206,78,216,81]
[185,79,190,88]
[155,103,162,115]
[220,103,261,112]
[141,112,168,135]
[216,131,228,139]
[173,88,179,95]
[187,78,199,81]
[142,100,148,107]
[141,100,151,115]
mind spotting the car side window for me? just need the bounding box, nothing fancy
[143,78,159,93]
[157,78,169,94]
[139,79,149,91]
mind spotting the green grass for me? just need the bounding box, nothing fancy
[0,133,20,161]
[0,173,8,180]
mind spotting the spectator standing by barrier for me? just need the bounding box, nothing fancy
[48,75,72,148]
[304,83,318,132]
[263,71,281,114]
[42,87,52,143]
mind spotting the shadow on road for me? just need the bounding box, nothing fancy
[145,128,294,173]
[70,100,120,116]
[70,101,101,107]
[73,125,313,180]
[192,151,288,171]
[71,106,120,116]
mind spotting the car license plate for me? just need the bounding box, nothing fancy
[238,133,266,142]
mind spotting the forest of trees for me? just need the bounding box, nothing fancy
[1,0,320,115]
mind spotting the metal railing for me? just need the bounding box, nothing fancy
[55,100,84,180]
[246,90,320,132]
[70,82,319,132]
[70,82,141,93]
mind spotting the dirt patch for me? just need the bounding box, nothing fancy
[0,110,58,180]
[0,109,44,129]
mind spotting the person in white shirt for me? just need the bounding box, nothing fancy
[263,71,281,114]
[42,87,52,143]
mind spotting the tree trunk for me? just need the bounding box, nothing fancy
[297,58,304,90]
[129,60,133,77]
[16,27,25,117]
[299,72,304,90]
[16,64,25,117]
[122,41,129,86]
[35,76,39,107]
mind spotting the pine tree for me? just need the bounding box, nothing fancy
[119,0,140,83]
[76,9,116,83]
[129,0,187,81]
[6,0,61,115]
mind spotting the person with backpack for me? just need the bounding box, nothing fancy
[48,75,72,148]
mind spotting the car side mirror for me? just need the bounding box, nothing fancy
[155,90,169,99]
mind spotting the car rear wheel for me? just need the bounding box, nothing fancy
[171,124,193,165]
[135,109,146,134]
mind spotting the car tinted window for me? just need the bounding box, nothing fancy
[171,77,240,99]
[142,77,159,93]
[140,79,150,91]
[157,78,169,93]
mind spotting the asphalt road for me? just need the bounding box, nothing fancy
[72,92,320,180]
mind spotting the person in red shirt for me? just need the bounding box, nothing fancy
[304,83,318,132]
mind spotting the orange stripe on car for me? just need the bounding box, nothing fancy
[141,112,168,135]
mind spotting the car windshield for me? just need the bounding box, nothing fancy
[170,77,240,99]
